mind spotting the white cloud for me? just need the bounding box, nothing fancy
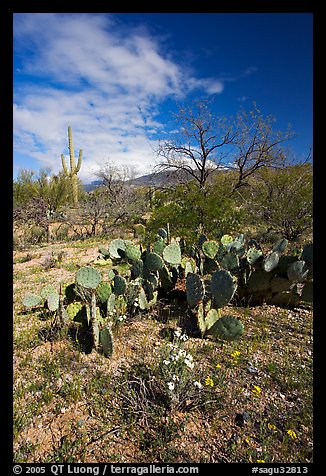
[14,13,227,182]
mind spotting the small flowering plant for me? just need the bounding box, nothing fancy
[158,329,203,410]
[107,295,128,327]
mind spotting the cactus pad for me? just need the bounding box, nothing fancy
[40,284,56,300]
[205,308,220,332]
[163,243,181,265]
[263,251,280,272]
[220,234,233,246]
[125,244,141,262]
[131,259,144,279]
[47,292,60,312]
[157,228,168,240]
[301,281,313,304]
[302,243,313,274]
[22,293,42,308]
[272,238,288,254]
[246,247,263,266]
[76,266,101,289]
[287,260,309,282]
[208,315,244,341]
[202,240,219,259]
[186,273,205,308]
[96,281,112,303]
[145,252,164,272]
[100,326,114,357]
[98,245,110,257]
[113,275,127,295]
[66,302,85,322]
[210,270,237,308]
[159,265,174,291]
[153,239,166,256]
[270,291,300,307]
[108,239,126,259]
[247,270,272,292]
[270,276,292,293]
[221,252,239,270]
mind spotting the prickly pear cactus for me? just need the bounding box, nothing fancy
[202,240,219,259]
[109,239,126,259]
[40,284,57,300]
[220,234,233,246]
[47,292,60,312]
[22,293,42,308]
[100,326,114,357]
[153,239,166,256]
[208,315,244,341]
[270,276,292,293]
[205,308,220,332]
[246,247,263,266]
[301,243,313,274]
[221,252,239,270]
[186,273,205,308]
[287,260,309,282]
[66,302,85,322]
[210,270,237,308]
[272,238,288,254]
[163,243,181,266]
[145,252,164,273]
[76,266,101,290]
[125,243,142,262]
[301,280,313,304]
[131,259,144,279]
[98,245,110,258]
[263,251,280,273]
[113,275,127,295]
[247,270,271,292]
[157,228,168,240]
[96,281,112,304]
[159,265,175,291]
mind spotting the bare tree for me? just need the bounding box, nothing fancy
[79,161,148,233]
[229,104,295,192]
[156,100,294,195]
[156,99,236,192]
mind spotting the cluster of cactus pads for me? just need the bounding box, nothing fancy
[191,233,313,307]
[22,227,313,356]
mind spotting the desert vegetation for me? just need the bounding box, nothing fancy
[13,109,313,464]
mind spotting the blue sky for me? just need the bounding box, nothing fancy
[13,13,313,183]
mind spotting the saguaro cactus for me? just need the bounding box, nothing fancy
[61,126,82,206]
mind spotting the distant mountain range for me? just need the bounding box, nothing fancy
[83,170,192,191]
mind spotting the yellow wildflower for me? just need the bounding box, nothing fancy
[252,385,261,396]
[286,429,297,439]
[257,460,265,463]
[268,423,278,433]
[205,376,214,387]
[216,364,222,369]
[231,351,241,358]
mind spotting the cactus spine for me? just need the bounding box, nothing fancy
[61,126,82,207]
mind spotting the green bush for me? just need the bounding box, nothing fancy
[147,179,244,243]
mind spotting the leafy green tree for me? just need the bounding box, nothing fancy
[148,174,244,243]
[243,163,313,241]
[13,168,79,212]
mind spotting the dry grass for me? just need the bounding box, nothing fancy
[13,239,313,464]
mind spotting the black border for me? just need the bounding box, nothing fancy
[4,1,321,473]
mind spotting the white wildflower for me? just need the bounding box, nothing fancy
[174,329,181,338]
[194,381,202,389]
[167,382,175,391]
[185,359,194,369]
[172,374,180,381]
[163,359,170,365]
